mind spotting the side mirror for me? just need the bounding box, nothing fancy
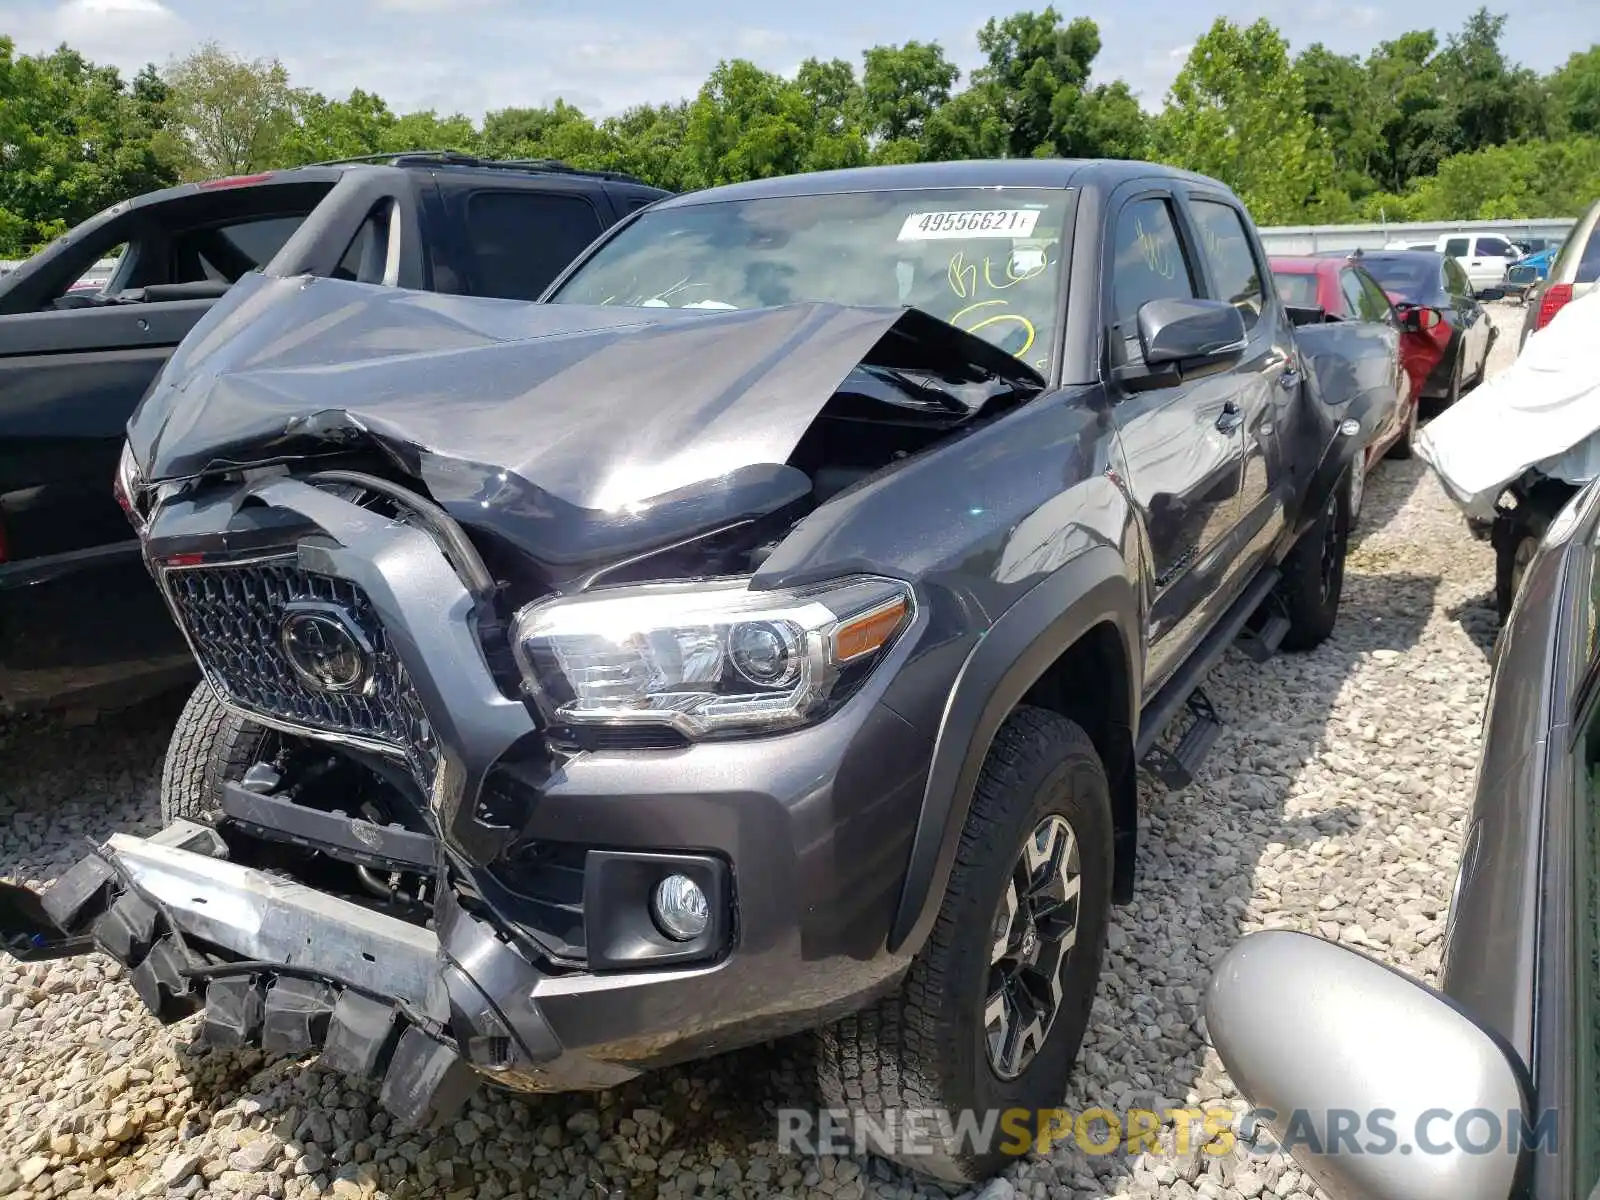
[1396,304,1443,334]
[1140,297,1247,366]
[1507,265,1539,286]
[1112,298,1247,392]
[1207,931,1528,1200]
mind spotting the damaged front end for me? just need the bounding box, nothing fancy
[1,274,1042,1126]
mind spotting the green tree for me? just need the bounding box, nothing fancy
[384,109,478,155]
[1550,46,1600,136]
[279,88,397,163]
[861,39,959,156]
[162,41,295,177]
[1435,9,1545,151]
[0,38,177,255]
[971,8,1100,158]
[1295,44,1382,198]
[1365,31,1456,192]
[680,59,862,188]
[1154,18,1340,223]
[602,102,692,190]
[480,100,623,169]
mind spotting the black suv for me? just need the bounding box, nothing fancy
[3,160,1374,1183]
[0,153,667,712]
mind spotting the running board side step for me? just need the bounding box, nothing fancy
[1134,565,1284,791]
[1237,611,1292,663]
[1140,688,1223,790]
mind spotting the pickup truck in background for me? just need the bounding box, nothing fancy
[0,153,669,713]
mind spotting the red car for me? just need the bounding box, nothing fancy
[1269,253,1420,524]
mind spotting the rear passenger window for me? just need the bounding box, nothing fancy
[1110,197,1196,358]
[465,191,604,301]
[1189,199,1264,329]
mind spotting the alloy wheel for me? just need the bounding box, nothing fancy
[984,814,1083,1080]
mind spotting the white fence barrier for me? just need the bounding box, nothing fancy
[1255,217,1575,256]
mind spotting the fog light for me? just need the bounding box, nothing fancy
[651,875,709,941]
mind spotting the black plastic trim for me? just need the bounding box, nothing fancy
[220,780,435,873]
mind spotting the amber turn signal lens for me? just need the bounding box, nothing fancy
[833,597,909,662]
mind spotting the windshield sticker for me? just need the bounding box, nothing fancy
[899,209,1041,241]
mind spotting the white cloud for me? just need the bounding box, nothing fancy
[13,0,190,66]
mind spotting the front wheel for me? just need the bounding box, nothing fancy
[160,683,277,824]
[1278,473,1349,652]
[814,707,1113,1183]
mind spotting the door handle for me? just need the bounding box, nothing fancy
[1215,401,1244,434]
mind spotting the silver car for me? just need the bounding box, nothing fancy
[1518,197,1600,352]
[1207,475,1600,1200]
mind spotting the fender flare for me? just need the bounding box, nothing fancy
[886,546,1140,954]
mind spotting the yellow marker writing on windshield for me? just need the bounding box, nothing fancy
[950,300,1036,356]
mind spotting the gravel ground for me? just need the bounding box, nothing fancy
[0,307,1522,1200]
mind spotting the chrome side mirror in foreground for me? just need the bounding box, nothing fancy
[1206,931,1528,1200]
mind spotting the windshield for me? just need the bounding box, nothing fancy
[1271,271,1321,307]
[1363,258,1435,302]
[548,188,1071,377]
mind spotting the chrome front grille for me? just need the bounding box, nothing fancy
[162,557,438,789]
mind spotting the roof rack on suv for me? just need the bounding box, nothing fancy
[302,149,648,186]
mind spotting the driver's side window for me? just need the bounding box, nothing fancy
[1110,196,1197,364]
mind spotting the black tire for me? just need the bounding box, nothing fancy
[1278,473,1349,652]
[1442,345,1463,408]
[160,683,276,824]
[1494,511,1551,625]
[815,707,1113,1183]
[1385,397,1418,460]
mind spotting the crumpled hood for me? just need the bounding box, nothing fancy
[128,273,1040,577]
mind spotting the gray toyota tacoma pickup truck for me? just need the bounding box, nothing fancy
[0,159,1374,1181]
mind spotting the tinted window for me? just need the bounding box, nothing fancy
[1339,270,1366,319]
[550,187,1072,373]
[1109,197,1196,358]
[180,215,308,283]
[1190,199,1263,329]
[1364,257,1436,303]
[466,190,604,301]
[1271,271,1320,308]
[1444,237,1470,257]
[1577,225,1600,284]
[1354,270,1394,323]
[1475,236,1512,257]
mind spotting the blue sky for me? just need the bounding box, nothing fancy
[3,0,1595,120]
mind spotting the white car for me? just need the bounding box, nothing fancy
[1434,231,1520,293]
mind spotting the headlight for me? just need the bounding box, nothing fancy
[114,441,145,532]
[512,575,913,739]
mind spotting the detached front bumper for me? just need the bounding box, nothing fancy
[0,820,694,1126]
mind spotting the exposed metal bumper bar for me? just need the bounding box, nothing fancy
[108,832,440,1009]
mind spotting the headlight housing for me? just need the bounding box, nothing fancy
[114,441,145,533]
[512,575,913,740]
